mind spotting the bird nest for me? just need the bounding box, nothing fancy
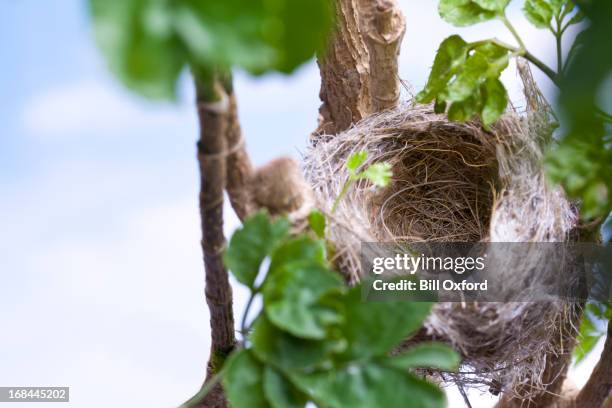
[303,96,580,400]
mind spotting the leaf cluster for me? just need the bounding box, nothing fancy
[332,151,393,213]
[89,0,334,99]
[219,211,459,408]
[421,0,610,219]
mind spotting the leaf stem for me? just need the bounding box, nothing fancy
[471,38,560,86]
[523,50,561,86]
[240,290,257,339]
[331,177,354,214]
[501,14,526,50]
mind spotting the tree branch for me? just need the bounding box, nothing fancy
[316,0,406,136]
[359,0,405,112]
[224,88,256,221]
[194,76,236,408]
[316,0,373,135]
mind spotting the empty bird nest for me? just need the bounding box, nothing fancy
[302,72,581,400]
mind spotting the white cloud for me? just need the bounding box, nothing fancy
[21,80,194,138]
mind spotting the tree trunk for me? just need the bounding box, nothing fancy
[316,0,405,135]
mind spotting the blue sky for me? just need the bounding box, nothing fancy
[0,1,603,407]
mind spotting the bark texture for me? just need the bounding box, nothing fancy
[317,0,373,135]
[316,0,405,135]
[196,82,235,408]
[359,0,405,111]
[225,92,256,220]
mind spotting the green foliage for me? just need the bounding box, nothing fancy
[223,349,268,408]
[263,260,344,339]
[425,0,611,220]
[224,212,290,288]
[290,360,446,408]
[546,0,612,220]
[89,0,334,99]
[308,210,326,239]
[89,0,186,99]
[439,0,510,27]
[389,343,462,371]
[574,302,610,363]
[215,211,460,407]
[417,37,510,126]
[523,0,554,28]
[332,151,393,212]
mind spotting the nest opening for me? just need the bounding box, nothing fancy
[370,131,499,243]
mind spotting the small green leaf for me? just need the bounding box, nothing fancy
[417,35,469,103]
[269,236,327,273]
[250,315,338,371]
[434,98,447,114]
[89,0,186,99]
[308,210,326,239]
[448,93,482,122]
[565,29,588,70]
[567,8,585,26]
[473,0,511,12]
[263,367,308,408]
[347,151,368,174]
[223,349,269,408]
[386,343,461,371]
[523,0,554,29]
[360,163,393,187]
[263,261,344,339]
[291,361,446,408]
[481,78,508,125]
[225,211,290,288]
[439,0,502,27]
[339,286,432,360]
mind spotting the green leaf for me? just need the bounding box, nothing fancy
[564,29,588,71]
[481,78,509,125]
[386,343,461,371]
[174,0,333,75]
[360,163,393,187]
[346,151,368,175]
[473,0,511,12]
[250,315,338,371]
[89,0,186,99]
[567,8,585,25]
[523,0,554,28]
[439,0,504,27]
[573,301,609,364]
[339,286,432,360]
[447,42,509,102]
[308,210,326,239]
[223,349,270,408]
[269,236,327,273]
[225,211,290,288]
[291,361,446,408]
[263,367,308,408]
[263,261,344,339]
[417,35,469,103]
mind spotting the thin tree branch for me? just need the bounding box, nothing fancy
[223,78,256,221]
[193,74,236,408]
